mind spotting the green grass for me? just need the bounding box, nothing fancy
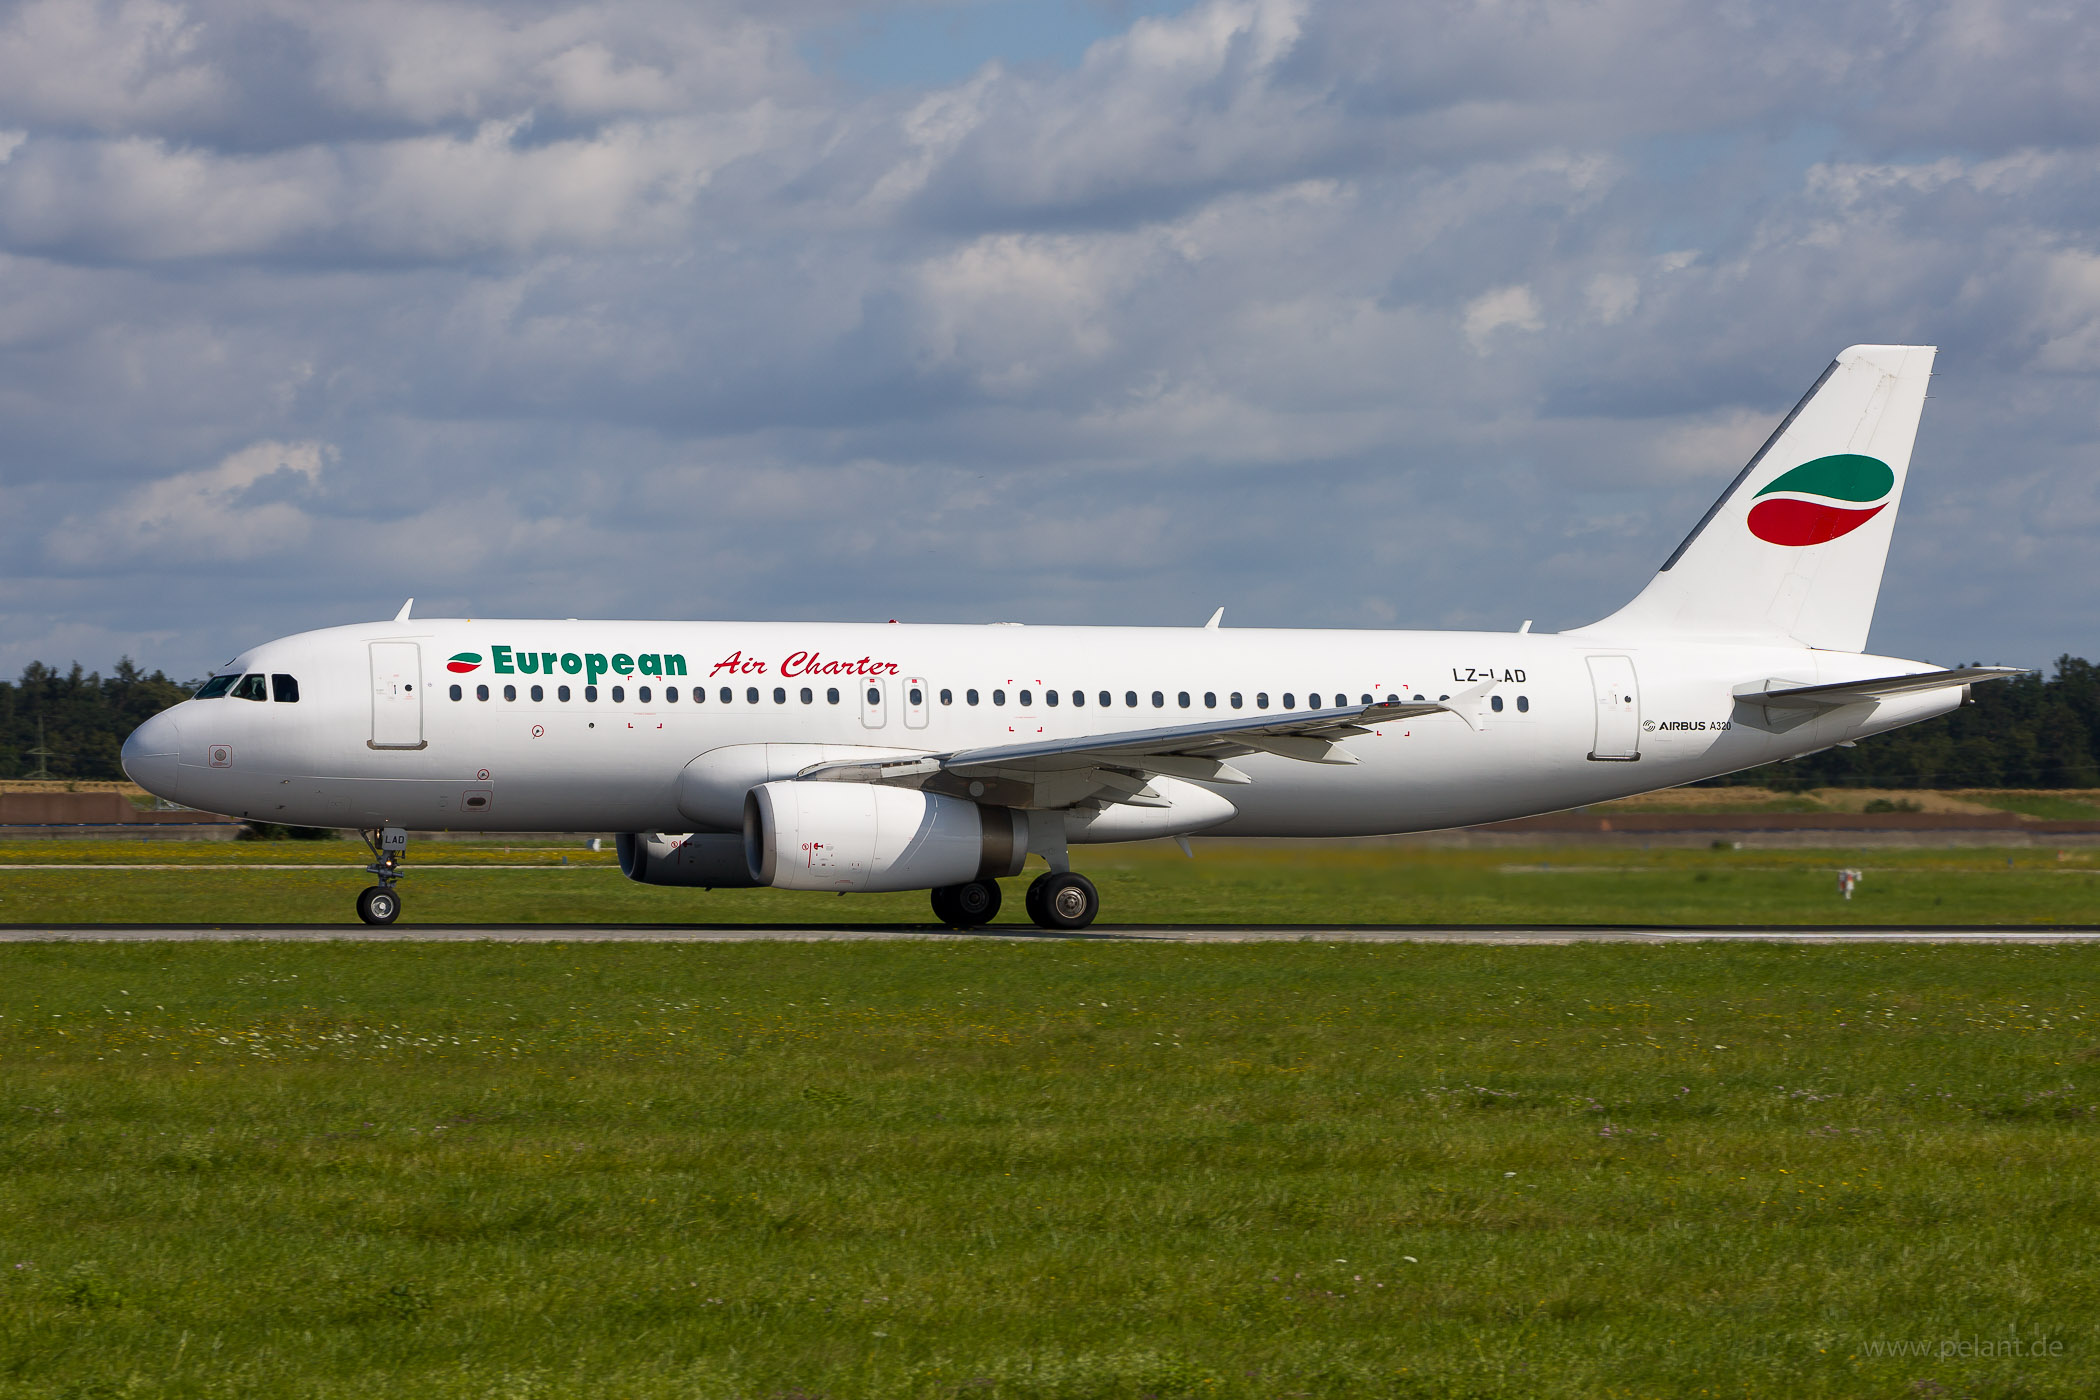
[1967,793,2100,821]
[4,841,2100,926]
[2,941,2098,1398]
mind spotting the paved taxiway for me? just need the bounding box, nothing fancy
[6,924,2100,943]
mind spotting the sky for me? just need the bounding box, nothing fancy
[4,0,2099,682]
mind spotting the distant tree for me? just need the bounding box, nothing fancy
[0,659,193,780]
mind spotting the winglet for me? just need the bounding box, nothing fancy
[1203,607,1224,630]
[394,598,414,623]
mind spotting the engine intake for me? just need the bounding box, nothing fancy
[743,782,1028,892]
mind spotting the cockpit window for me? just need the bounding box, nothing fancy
[271,674,300,703]
[193,674,239,699]
[231,674,268,701]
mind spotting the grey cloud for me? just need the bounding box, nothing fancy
[4,0,2100,682]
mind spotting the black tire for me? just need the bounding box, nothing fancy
[929,885,960,927]
[356,885,400,926]
[1024,873,1050,925]
[1030,872,1098,931]
[953,879,1001,926]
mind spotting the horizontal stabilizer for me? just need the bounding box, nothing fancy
[1733,666,2026,710]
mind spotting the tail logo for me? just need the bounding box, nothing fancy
[1747,454,1894,546]
[446,652,482,674]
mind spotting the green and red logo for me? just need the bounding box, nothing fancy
[446,652,483,674]
[1747,454,1894,546]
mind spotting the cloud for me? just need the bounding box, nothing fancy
[5,0,2100,680]
[46,439,331,567]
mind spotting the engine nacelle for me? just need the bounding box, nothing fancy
[615,832,758,888]
[743,783,1028,892]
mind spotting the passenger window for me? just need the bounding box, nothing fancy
[1230,692,1242,709]
[559,685,572,702]
[270,674,300,703]
[967,689,980,706]
[993,689,1006,706]
[721,687,733,703]
[638,686,651,704]
[1125,691,1137,707]
[1204,692,1217,708]
[532,684,545,702]
[775,687,787,704]
[1490,695,1504,712]
[1152,691,1164,708]
[1385,694,1398,705]
[1019,690,1032,706]
[585,686,598,702]
[1099,691,1111,708]
[909,686,923,705]
[1361,694,1372,706]
[746,687,759,704]
[1178,692,1191,708]
[866,686,880,705]
[1307,693,1322,708]
[801,687,814,704]
[1256,692,1269,708]
[477,684,490,701]
[665,687,677,703]
[232,673,268,701]
[193,674,239,699]
[1283,693,1295,710]
[504,684,518,702]
[1517,695,1530,713]
[449,684,463,701]
[940,688,953,705]
[610,685,624,703]
[828,687,841,704]
[1045,690,1057,707]
[1413,694,1425,702]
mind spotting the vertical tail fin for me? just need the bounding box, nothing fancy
[1575,344,1936,652]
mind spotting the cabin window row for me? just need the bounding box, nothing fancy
[445,682,1534,713]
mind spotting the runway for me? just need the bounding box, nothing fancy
[6,924,2100,943]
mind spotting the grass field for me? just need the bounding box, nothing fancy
[3,840,2099,927]
[2,940,2097,1398]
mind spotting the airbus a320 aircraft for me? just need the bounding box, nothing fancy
[123,345,2017,929]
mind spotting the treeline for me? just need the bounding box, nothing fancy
[4,655,2100,789]
[0,661,193,780]
[1705,656,2100,789]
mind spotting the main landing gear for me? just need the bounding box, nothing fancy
[356,826,408,926]
[930,879,1002,929]
[928,871,1101,930]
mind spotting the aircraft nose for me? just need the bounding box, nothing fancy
[121,708,182,796]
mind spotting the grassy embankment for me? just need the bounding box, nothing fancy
[3,839,2099,925]
[1,940,2096,1398]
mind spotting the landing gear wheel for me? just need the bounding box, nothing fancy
[931,880,1002,928]
[1027,872,1098,931]
[356,885,400,926]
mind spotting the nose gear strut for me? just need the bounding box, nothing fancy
[355,826,408,925]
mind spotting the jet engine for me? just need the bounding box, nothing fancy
[615,832,758,888]
[743,782,1029,892]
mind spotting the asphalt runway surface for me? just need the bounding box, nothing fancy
[6,924,2100,943]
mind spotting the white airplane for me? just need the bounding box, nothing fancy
[123,344,2018,929]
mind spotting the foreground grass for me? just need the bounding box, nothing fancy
[2,941,2097,1398]
[3,840,2099,925]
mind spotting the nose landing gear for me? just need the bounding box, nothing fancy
[356,827,408,925]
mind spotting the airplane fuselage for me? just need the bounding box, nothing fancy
[122,618,1957,837]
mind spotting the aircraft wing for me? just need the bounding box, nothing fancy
[1732,666,2027,710]
[795,689,1487,810]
